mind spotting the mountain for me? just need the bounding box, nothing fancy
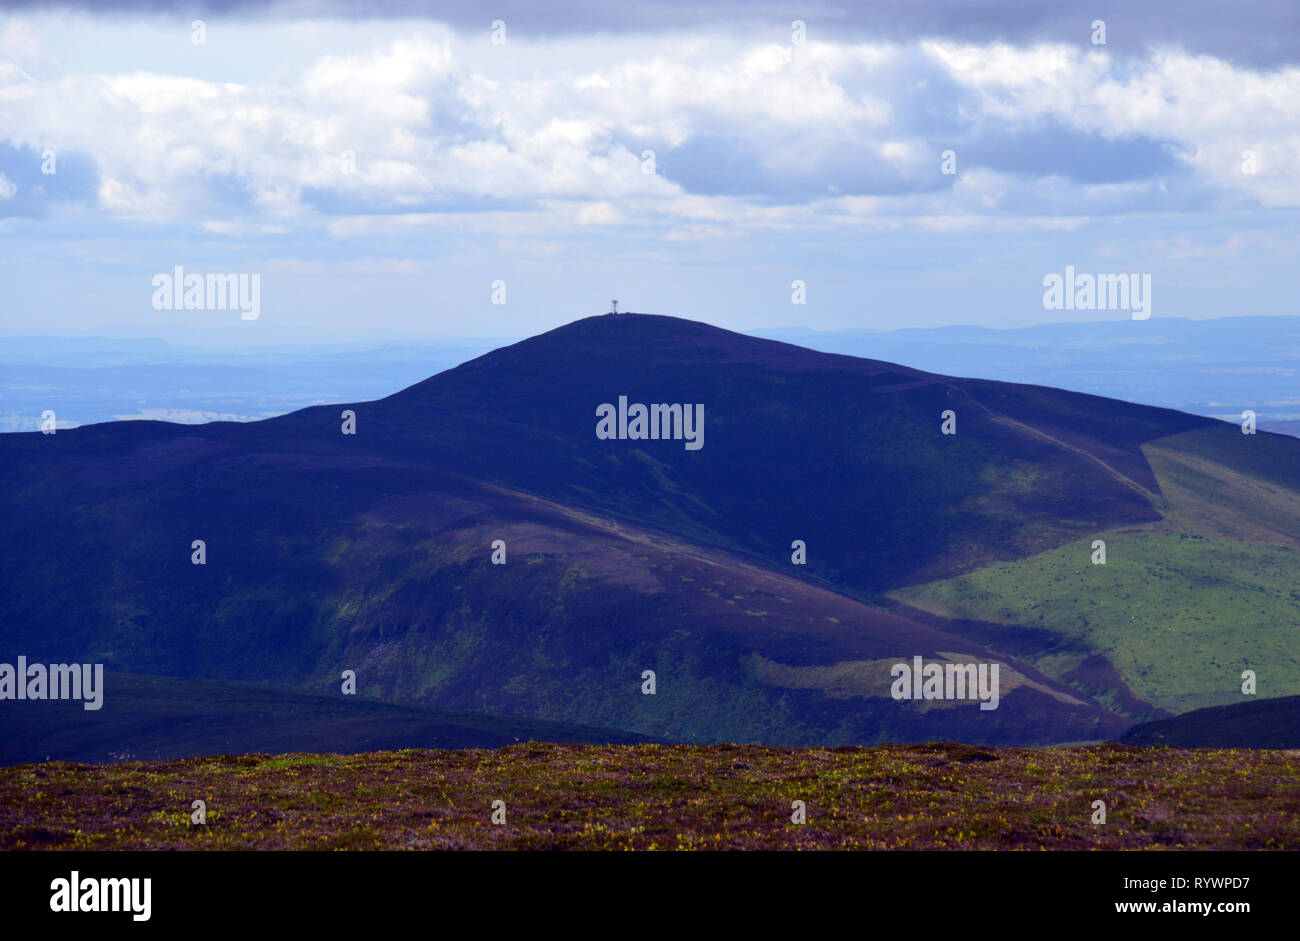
[2,313,1297,746]
[11,315,1299,436]
[1121,695,1300,749]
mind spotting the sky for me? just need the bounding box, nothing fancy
[1,1,1298,345]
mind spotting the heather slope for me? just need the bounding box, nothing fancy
[4,743,1298,850]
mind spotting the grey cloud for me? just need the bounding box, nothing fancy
[3,1,1297,67]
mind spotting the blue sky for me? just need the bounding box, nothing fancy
[1,1,1298,344]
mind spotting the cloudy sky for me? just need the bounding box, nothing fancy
[1,1,1297,343]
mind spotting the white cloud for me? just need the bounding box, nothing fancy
[924,41,1300,209]
[1,20,1298,240]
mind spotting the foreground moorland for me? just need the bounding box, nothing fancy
[2,743,1298,850]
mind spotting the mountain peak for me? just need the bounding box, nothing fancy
[435,311,927,384]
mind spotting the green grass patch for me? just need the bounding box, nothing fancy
[891,531,1300,713]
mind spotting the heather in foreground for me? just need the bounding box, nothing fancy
[3,743,1297,851]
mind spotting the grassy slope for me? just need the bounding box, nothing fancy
[891,425,1300,715]
[891,531,1300,713]
[3,743,1297,850]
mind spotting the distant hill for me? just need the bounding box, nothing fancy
[0,337,500,431]
[0,673,655,765]
[1121,695,1300,748]
[2,314,1297,746]
[754,316,1300,437]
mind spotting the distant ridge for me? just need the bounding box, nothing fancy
[0,674,656,765]
[1121,696,1300,749]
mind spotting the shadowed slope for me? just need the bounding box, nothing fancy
[1122,695,1300,748]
